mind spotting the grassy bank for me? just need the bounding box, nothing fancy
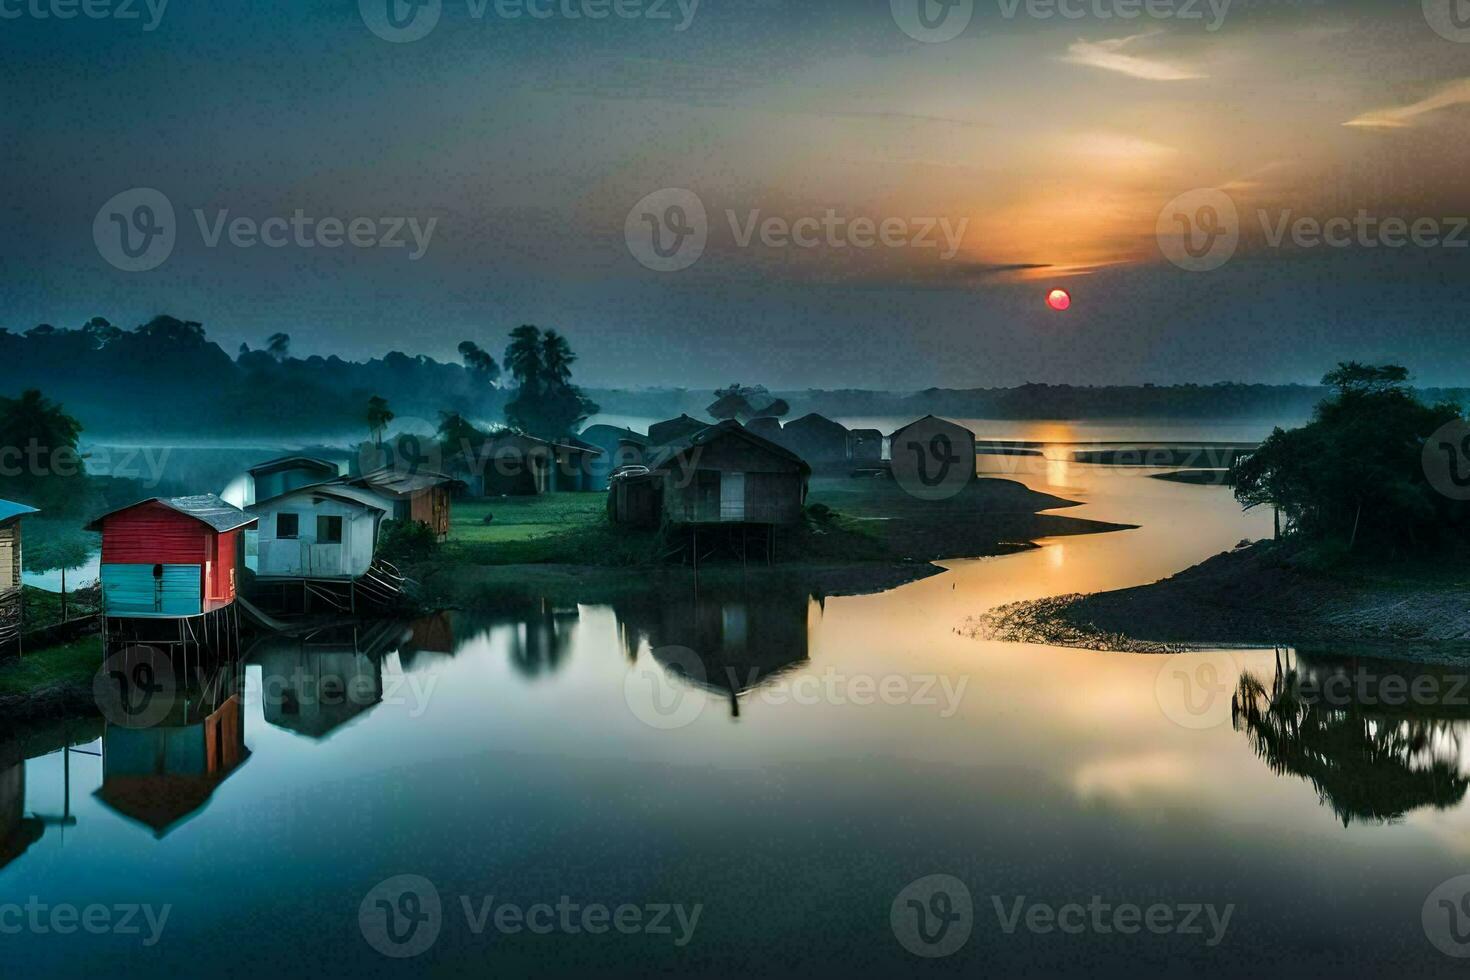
[412,475,1135,608]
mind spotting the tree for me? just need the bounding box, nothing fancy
[1234,363,1464,553]
[23,522,96,622]
[0,390,87,514]
[501,326,599,440]
[457,341,501,386]
[266,332,291,361]
[367,395,395,447]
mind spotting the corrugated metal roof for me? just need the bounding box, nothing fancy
[350,468,461,498]
[0,499,39,523]
[248,482,391,514]
[87,494,257,533]
[247,455,341,476]
[646,420,811,474]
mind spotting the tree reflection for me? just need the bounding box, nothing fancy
[1232,651,1468,826]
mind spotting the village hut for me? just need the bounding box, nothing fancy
[887,416,977,496]
[346,468,460,541]
[248,484,390,581]
[86,495,256,620]
[577,424,651,490]
[241,456,341,506]
[781,413,850,466]
[461,432,602,496]
[95,693,249,838]
[642,420,809,527]
[607,466,662,528]
[848,428,884,463]
[0,499,38,654]
[647,414,711,447]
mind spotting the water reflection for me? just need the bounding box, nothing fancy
[251,622,406,740]
[614,589,810,718]
[0,742,43,869]
[1233,651,1469,826]
[97,660,250,838]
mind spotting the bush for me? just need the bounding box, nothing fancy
[376,519,438,564]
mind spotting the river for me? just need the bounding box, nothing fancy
[4,424,1466,978]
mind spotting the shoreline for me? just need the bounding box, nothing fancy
[968,542,1470,662]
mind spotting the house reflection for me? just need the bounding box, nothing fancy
[252,621,405,740]
[616,590,811,718]
[1233,650,1469,826]
[0,741,43,870]
[96,661,249,838]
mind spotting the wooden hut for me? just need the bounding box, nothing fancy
[647,414,711,447]
[887,416,977,496]
[781,413,850,466]
[249,484,390,581]
[459,433,601,496]
[849,428,883,463]
[87,495,255,620]
[347,468,460,541]
[643,420,809,527]
[0,499,38,654]
[577,425,651,490]
[744,417,783,441]
[607,466,662,528]
[244,456,342,506]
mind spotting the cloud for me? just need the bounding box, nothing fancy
[1344,78,1470,129]
[1061,33,1205,81]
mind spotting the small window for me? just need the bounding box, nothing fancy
[276,513,299,539]
[317,515,343,544]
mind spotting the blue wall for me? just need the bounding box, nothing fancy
[101,564,202,617]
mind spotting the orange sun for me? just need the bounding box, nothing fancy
[1046,288,1071,311]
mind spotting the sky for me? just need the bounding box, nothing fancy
[2,0,1469,388]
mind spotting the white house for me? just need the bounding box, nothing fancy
[248,485,389,581]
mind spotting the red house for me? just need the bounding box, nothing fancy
[86,495,257,619]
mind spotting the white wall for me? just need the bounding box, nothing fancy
[250,495,380,579]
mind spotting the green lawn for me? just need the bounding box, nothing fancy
[443,494,658,566]
[0,634,101,697]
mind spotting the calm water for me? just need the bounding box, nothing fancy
[5,436,1468,978]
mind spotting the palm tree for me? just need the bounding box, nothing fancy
[504,325,544,389]
[458,341,501,385]
[367,395,394,447]
[540,329,576,386]
[266,332,291,362]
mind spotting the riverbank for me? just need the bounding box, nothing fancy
[0,635,102,724]
[412,476,1135,608]
[968,541,1470,660]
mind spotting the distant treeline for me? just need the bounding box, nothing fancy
[5,317,1465,439]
